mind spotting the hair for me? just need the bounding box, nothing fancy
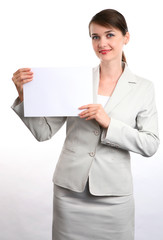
[89,9,128,63]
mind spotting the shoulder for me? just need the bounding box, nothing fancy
[126,65,154,90]
[127,68,156,103]
[135,74,153,87]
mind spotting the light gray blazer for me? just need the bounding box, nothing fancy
[11,63,160,196]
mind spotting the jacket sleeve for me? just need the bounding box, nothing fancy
[101,83,160,157]
[11,98,67,142]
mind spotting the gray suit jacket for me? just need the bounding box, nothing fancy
[11,63,159,196]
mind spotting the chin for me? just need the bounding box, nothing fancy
[100,56,112,62]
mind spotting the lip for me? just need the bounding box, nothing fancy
[99,49,112,54]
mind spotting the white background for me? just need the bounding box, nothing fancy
[0,0,162,239]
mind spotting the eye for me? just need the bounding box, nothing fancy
[92,36,99,40]
[107,33,114,38]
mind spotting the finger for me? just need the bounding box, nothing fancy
[85,115,96,120]
[78,104,96,109]
[79,110,96,118]
[16,78,32,87]
[79,107,97,116]
[13,69,33,78]
[21,78,33,84]
[14,71,33,80]
[78,105,89,110]
[13,74,33,84]
[18,74,33,80]
[14,68,31,74]
[16,79,32,88]
[13,76,33,87]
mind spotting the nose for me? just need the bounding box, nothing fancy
[98,37,107,48]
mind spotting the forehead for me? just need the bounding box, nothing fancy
[90,23,120,35]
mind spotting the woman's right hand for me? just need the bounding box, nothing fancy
[12,68,33,102]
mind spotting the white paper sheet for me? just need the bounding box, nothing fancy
[23,67,93,117]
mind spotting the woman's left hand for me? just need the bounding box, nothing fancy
[78,104,110,128]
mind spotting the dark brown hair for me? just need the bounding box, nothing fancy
[89,9,128,63]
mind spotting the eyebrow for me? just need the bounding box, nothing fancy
[91,30,114,36]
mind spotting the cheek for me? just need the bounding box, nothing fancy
[113,41,124,51]
[92,42,98,52]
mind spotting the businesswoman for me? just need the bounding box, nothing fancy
[12,9,159,240]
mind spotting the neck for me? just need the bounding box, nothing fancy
[100,60,124,82]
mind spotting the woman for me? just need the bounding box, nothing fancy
[12,9,159,240]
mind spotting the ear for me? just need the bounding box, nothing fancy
[124,32,130,45]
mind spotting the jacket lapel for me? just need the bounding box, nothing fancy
[92,65,100,104]
[93,63,137,114]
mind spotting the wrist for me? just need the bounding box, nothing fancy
[103,117,110,129]
[18,95,23,102]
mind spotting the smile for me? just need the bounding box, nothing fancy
[99,49,112,54]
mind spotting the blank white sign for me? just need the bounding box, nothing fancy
[23,67,93,116]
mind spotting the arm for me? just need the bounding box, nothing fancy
[101,83,160,157]
[11,68,66,141]
[11,98,66,142]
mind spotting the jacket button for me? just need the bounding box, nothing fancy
[89,152,95,157]
[94,130,99,136]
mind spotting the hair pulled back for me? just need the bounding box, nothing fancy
[89,9,128,63]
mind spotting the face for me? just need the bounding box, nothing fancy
[89,23,130,63]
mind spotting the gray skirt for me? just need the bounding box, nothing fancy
[52,179,135,240]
